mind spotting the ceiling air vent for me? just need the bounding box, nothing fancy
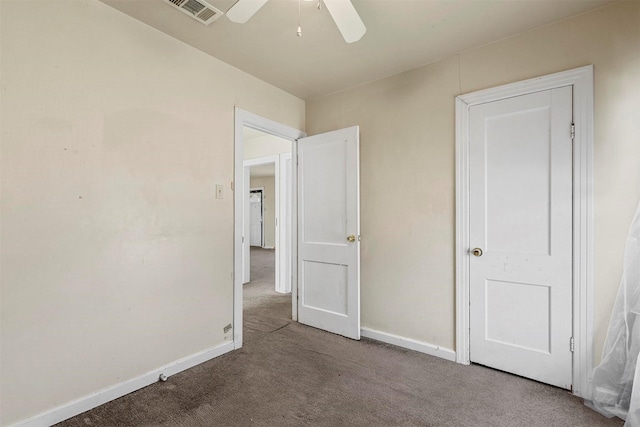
[163,0,224,25]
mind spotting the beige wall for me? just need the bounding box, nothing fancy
[306,0,640,363]
[250,176,277,248]
[2,0,638,424]
[0,1,304,425]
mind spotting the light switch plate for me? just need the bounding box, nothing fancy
[216,184,223,199]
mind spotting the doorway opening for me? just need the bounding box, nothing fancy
[234,108,362,348]
[234,109,305,349]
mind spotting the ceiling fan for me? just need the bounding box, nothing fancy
[225,0,366,43]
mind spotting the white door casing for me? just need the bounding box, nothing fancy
[243,155,281,290]
[297,126,361,340]
[242,167,251,283]
[469,87,573,389]
[234,109,306,349]
[279,153,293,293]
[455,66,594,397]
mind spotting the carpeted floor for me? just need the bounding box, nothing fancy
[57,247,621,427]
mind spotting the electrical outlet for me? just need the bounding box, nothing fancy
[216,184,223,199]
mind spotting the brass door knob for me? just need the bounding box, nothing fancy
[347,235,356,242]
[472,248,483,257]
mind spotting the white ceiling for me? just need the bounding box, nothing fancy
[100,0,614,100]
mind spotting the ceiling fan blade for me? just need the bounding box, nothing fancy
[226,0,269,24]
[322,0,366,43]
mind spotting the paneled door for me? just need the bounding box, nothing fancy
[469,87,573,389]
[297,126,360,340]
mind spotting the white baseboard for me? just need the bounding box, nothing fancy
[11,331,453,426]
[11,341,234,427]
[360,327,456,362]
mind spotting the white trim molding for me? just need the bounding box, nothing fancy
[361,328,456,362]
[278,152,294,294]
[11,341,234,427]
[454,65,594,398]
[234,108,305,350]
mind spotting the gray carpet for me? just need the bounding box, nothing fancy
[57,248,621,427]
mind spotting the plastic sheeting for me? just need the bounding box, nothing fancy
[586,201,640,426]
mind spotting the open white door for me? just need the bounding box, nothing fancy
[297,126,360,340]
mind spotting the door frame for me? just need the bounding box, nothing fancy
[233,108,305,349]
[243,153,292,292]
[279,152,293,294]
[244,155,278,276]
[454,65,594,397]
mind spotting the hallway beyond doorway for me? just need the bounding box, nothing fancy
[244,247,292,336]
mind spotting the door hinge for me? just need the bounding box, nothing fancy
[570,337,575,352]
[242,236,244,243]
[570,123,575,140]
